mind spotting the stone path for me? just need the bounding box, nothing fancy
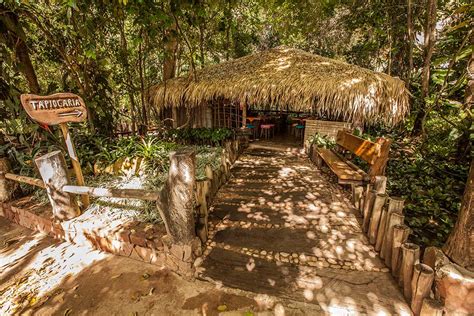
[198,142,412,315]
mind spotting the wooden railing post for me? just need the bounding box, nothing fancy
[400,243,420,301]
[35,150,80,220]
[0,158,14,202]
[411,263,435,315]
[157,148,196,244]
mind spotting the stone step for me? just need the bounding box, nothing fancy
[205,225,385,270]
[209,203,362,225]
[198,247,407,315]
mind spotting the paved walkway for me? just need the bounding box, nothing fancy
[199,142,412,315]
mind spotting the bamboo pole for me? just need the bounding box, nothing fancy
[411,263,434,315]
[3,172,45,189]
[362,189,377,233]
[399,243,420,301]
[383,212,405,267]
[62,185,159,201]
[59,123,89,209]
[368,193,387,244]
[391,224,411,277]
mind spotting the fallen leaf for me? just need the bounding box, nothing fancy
[217,304,227,312]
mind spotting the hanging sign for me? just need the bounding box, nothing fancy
[20,93,88,126]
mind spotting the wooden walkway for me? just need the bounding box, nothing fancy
[198,142,412,315]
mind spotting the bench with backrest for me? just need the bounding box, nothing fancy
[314,130,391,184]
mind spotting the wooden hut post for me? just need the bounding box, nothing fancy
[35,150,80,220]
[391,224,411,277]
[399,242,420,301]
[241,101,247,128]
[411,263,435,315]
[378,197,405,257]
[368,193,387,244]
[157,148,196,244]
[383,212,405,267]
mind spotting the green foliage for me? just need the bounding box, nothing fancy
[310,133,335,149]
[164,128,234,146]
[386,138,468,247]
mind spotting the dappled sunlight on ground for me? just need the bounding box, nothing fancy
[198,141,412,314]
[0,221,107,315]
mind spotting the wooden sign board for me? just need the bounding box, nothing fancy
[20,93,87,126]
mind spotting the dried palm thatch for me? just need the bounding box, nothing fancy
[149,46,409,125]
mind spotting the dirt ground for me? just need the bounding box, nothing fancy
[1,217,314,316]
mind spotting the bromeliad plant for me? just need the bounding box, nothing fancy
[310,133,335,149]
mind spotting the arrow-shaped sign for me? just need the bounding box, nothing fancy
[58,109,83,118]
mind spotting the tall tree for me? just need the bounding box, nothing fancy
[0,5,40,93]
[412,0,437,136]
[443,159,474,270]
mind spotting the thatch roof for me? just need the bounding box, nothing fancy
[149,47,409,125]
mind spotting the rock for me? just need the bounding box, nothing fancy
[435,262,474,314]
[193,257,203,267]
[280,252,289,258]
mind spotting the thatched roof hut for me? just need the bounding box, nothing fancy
[149,47,409,125]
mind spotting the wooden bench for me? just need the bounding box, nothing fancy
[314,130,391,184]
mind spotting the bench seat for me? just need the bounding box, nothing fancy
[317,148,366,183]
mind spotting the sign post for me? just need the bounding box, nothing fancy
[20,93,90,209]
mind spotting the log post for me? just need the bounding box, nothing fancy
[420,298,443,316]
[368,193,387,244]
[35,150,80,220]
[383,212,405,267]
[411,263,435,315]
[359,183,371,215]
[352,185,364,210]
[156,148,196,244]
[375,206,388,252]
[391,224,411,277]
[373,175,387,194]
[362,189,377,233]
[400,242,420,301]
[379,197,405,257]
[0,158,15,202]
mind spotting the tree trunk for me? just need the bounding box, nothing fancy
[412,0,437,136]
[443,160,474,271]
[456,49,473,161]
[407,0,414,82]
[118,16,139,134]
[163,24,178,81]
[1,7,41,93]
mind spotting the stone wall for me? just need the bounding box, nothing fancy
[0,136,248,278]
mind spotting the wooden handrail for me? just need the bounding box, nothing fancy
[62,185,159,201]
[2,172,45,189]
